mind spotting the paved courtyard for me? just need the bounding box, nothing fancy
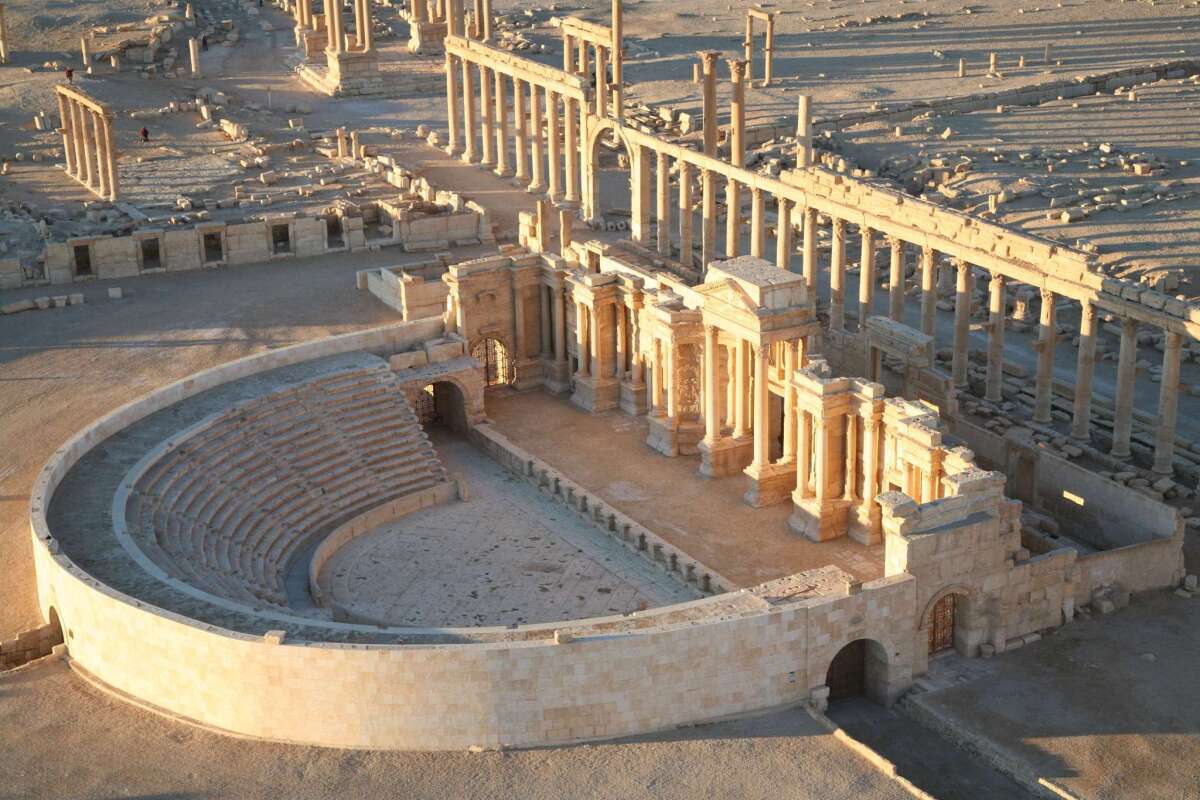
[319,433,700,627]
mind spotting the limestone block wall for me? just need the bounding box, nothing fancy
[0,619,62,670]
[1074,532,1186,606]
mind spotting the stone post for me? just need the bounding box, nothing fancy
[750,187,765,258]
[564,98,580,202]
[57,93,76,177]
[336,126,348,158]
[783,340,798,461]
[1070,300,1097,441]
[656,150,670,257]
[751,345,770,468]
[985,274,1006,402]
[830,218,846,330]
[546,90,561,199]
[920,246,936,336]
[1033,289,1056,423]
[512,76,527,182]
[678,161,693,267]
[576,302,590,377]
[952,260,970,388]
[858,226,876,322]
[701,169,715,271]
[703,325,719,444]
[802,206,816,294]
[445,54,461,155]
[610,0,623,120]
[480,67,495,168]
[734,340,749,438]
[350,130,361,159]
[1153,331,1182,475]
[189,37,201,77]
[77,104,96,189]
[888,237,904,321]
[1110,317,1138,459]
[632,145,651,245]
[461,60,477,163]
[775,196,792,271]
[595,46,608,118]
[700,52,719,157]
[528,83,545,192]
[92,112,109,199]
[494,70,511,177]
[796,95,812,168]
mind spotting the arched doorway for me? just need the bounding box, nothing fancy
[927,592,962,655]
[414,381,469,433]
[470,337,515,388]
[825,638,891,703]
[585,118,636,226]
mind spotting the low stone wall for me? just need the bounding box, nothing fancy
[1074,534,1186,607]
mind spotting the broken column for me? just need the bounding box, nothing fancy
[796,95,812,168]
[700,52,719,157]
[1152,331,1182,475]
[189,37,201,77]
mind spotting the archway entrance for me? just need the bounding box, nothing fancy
[927,593,960,655]
[471,337,515,388]
[414,381,469,433]
[825,638,891,704]
[586,120,635,227]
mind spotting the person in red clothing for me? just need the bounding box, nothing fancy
[138,127,149,143]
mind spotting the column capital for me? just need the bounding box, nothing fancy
[726,57,748,80]
[1039,287,1055,304]
[990,272,1006,289]
[955,258,970,273]
[751,185,763,199]
[704,323,720,337]
[697,50,721,67]
[921,244,935,261]
[832,217,846,233]
[885,234,903,249]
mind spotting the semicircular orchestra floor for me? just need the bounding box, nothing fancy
[317,433,702,627]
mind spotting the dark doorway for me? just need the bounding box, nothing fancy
[326,215,345,248]
[140,237,161,269]
[826,639,867,700]
[203,232,223,262]
[73,244,92,276]
[271,224,291,254]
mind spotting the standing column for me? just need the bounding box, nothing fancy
[775,196,793,271]
[539,285,552,356]
[751,345,769,468]
[512,76,528,183]
[920,245,936,336]
[57,93,77,177]
[802,206,817,296]
[733,340,749,439]
[763,15,775,86]
[858,226,876,324]
[1153,331,1182,475]
[494,70,510,177]
[553,285,567,365]
[783,340,798,462]
[92,111,110,199]
[359,0,373,50]
[844,414,857,500]
[1110,317,1138,459]
[1071,300,1097,441]
[189,37,201,77]
[577,38,588,76]
[830,218,846,330]
[888,237,905,321]
[575,302,590,377]
[445,54,461,155]
[985,274,1006,402]
[750,188,765,258]
[725,59,748,256]
[0,4,8,65]
[656,151,670,257]
[631,146,651,245]
[796,94,813,168]
[562,34,574,73]
[678,161,694,266]
[481,0,492,40]
[724,175,741,258]
[862,416,879,511]
[353,0,365,47]
[952,259,971,388]
[564,97,580,203]
[1034,289,1056,423]
[700,51,719,156]
[701,170,716,271]
[798,412,812,497]
[461,59,477,163]
[812,417,828,505]
[546,91,561,199]
[528,83,545,193]
[103,115,118,202]
[611,0,623,120]
[330,0,345,51]
[724,345,736,429]
[615,303,627,379]
[703,325,719,444]
[77,104,96,189]
[595,46,608,117]
[480,66,495,168]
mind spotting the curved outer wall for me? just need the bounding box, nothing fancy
[30,320,916,750]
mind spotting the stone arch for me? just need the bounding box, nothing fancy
[420,379,470,433]
[584,116,638,224]
[823,637,893,705]
[918,584,978,656]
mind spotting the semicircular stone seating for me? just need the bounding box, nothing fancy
[125,364,449,609]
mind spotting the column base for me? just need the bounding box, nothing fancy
[788,493,850,542]
[461,151,479,164]
[698,436,753,478]
[619,380,647,416]
[526,182,548,195]
[848,502,882,545]
[480,157,496,169]
[542,358,571,394]
[513,358,544,391]
[570,373,620,413]
[647,414,704,457]
[743,460,797,507]
[494,165,513,178]
[444,144,462,157]
[511,173,530,187]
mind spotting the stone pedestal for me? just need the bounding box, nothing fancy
[571,373,620,413]
[698,436,752,478]
[513,358,544,391]
[848,503,882,545]
[408,20,447,53]
[542,358,571,395]
[743,461,796,507]
[788,495,849,542]
[647,415,703,457]
[619,379,647,416]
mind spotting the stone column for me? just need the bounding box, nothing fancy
[445,54,461,155]
[57,93,77,177]
[481,0,492,40]
[703,325,719,444]
[775,196,793,271]
[700,51,719,156]
[802,206,817,295]
[751,344,769,468]
[750,188,766,258]
[539,285,552,356]
[830,218,846,330]
[985,274,1006,402]
[1153,331,1182,474]
[92,111,109,199]
[480,67,495,168]
[701,169,716,270]
[77,104,96,189]
[1034,289,1056,423]
[734,340,749,438]
[631,146,651,245]
[651,340,665,413]
[563,34,574,73]
[796,95,812,168]
[575,301,590,377]
[528,83,545,193]
[102,113,118,201]
[336,126,348,158]
[858,226,876,324]
[813,417,827,504]
[329,0,345,52]
[1110,316,1138,459]
[360,0,374,51]
[564,97,580,203]
[577,39,588,76]
[512,76,528,182]
[353,0,365,47]
[1071,300,1097,441]
[952,260,971,388]
[763,15,775,86]
[595,46,608,118]
[798,412,812,497]
[725,59,747,257]
[725,344,736,429]
[678,161,693,266]
[783,340,798,461]
[862,415,879,509]
[656,150,670,257]
[461,60,477,163]
[920,245,936,336]
[554,285,567,364]
[611,0,623,119]
[0,4,9,65]
[615,302,627,379]
[844,413,857,499]
[743,14,753,77]
[724,176,740,258]
[189,37,201,77]
[888,237,905,322]
[80,36,91,68]
[546,91,561,199]
[588,305,602,377]
[494,70,510,177]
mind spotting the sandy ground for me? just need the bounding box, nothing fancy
[907,590,1200,800]
[0,658,914,800]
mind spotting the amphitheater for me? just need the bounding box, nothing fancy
[5,0,1200,795]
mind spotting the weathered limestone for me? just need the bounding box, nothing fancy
[985,274,1006,402]
[796,95,812,168]
[1153,331,1182,474]
[743,9,776,86]
[1110,316,1138,459]
[189,37,201,77]
[1033,289,1056,423]
[0,4,9,65]
[951,259,970,388]
[1071,300,1097,441]
[55,85,118,202]
[887,237,904,322]
[829,218,846,330]
[724,59,747,258]
[656,150,670,257]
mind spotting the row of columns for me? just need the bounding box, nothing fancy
[322,0,373,53]
[562,33,615,119]
[56,90,118,202]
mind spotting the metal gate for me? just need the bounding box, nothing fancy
[471,337,513,387]
[826,639,866,700]
[413,384,437,426]
[928,594,957,654]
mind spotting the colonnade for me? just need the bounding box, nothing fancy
[557,16,620,120]
[321,0,373,52]
[56,86,118,202]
